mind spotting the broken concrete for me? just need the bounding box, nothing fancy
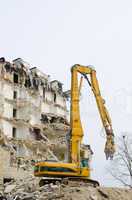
[1,176,132,200]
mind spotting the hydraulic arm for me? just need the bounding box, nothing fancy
[70,64,115,162]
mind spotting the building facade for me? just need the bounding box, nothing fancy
[0,58,69,158]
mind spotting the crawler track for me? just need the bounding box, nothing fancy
[39,177,99,187]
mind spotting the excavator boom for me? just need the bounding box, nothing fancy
[70,64,115,161]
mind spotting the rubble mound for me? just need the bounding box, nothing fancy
[1,176,132,200]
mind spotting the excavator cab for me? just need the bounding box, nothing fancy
[81,159,89,168]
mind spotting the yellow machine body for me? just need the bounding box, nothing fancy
[34,161,90,178]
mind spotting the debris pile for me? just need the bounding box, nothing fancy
[0,175,132,200]
[0,121,70,181]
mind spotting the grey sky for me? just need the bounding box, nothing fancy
[1,0,132,186]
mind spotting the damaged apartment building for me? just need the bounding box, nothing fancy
[0,57,69,180]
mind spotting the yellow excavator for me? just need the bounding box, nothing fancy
[34,64,115,186]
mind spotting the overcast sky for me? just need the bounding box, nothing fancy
[1,0,132,186]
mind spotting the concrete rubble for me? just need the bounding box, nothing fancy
[0,121,70,183]
[0,175,131,200]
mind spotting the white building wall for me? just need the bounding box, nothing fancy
[30,109,41,125]
[55,107,66,117]
[39,87,43,97]
[42,102,50,114]
[17,126,29,139]
[17,106,30,121]
[50,104,57,114]
[19,88,29,100]
[0,81,3,95]
[0,60,68,143]
[2,120,12,138]
[3,102,13,119]
[45,91,53,102]
[55,94,67,118]
[56,95,64,106]
[3,84,13,99]
[30,95,42,108]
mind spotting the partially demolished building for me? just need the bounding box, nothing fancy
[0,58,69,181]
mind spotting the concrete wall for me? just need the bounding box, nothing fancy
[17,126,30,139]
[0,81,68,139]
[41,102,50,113]
[0,148,10,178]
[2,120,12,138]
[45,91,54,102]
[56,94,65,107]
[0,62,68,140]
[3,84,13,99]
[3,102,13,119]
[30,109,41,125]
[0,147,32,180]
